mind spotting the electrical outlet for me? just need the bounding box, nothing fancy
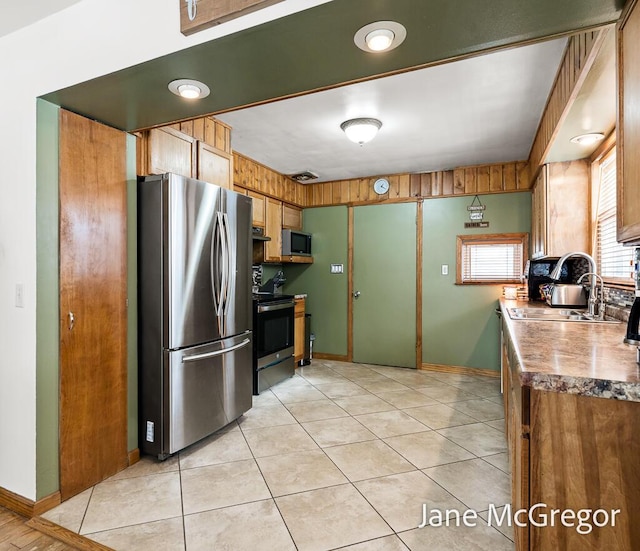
[441,265,449,276]
[15,284,24,308]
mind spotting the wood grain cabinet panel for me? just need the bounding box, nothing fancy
[294,298,305,364]
[282,204,302,230]
[529,391,640,550]
[617,0,640,243]
[248,191,266,227]
[147,127,196,178]
[197,142,233,189]
[531,160,589,258]
[502,338,530,550]
[264,197,283,262]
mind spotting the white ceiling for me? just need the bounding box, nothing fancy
[218,37,569,183]
[0,0,83,38]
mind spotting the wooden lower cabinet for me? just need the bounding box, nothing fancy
[503,337,640,550]
[294,297,306,364]
[502,341,530,550]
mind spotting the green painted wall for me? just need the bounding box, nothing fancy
[35,110,140,497]
[283,206,348,356]
[36,100,60,499]
[422,192,531,370]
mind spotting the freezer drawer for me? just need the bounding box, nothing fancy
[140,331,252,459]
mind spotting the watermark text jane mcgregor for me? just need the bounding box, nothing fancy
[419,503,620,535]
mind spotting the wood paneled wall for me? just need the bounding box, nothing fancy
[168,116,232,153]
[527,29,606,183]
[233,152,308,207]
[304,161,530,208]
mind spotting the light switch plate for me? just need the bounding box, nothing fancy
[330,264,344,274]
[146,421,154,442]
[441,264,449,276]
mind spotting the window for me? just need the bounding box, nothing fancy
[456,233,528,284]
[594,148,634,283]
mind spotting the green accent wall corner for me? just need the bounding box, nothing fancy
[284,206,348,356]
[422,192,532,370]
[36,99,60,499]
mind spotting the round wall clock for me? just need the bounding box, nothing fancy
[373,178,390,195]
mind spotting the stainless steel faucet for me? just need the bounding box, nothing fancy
[549,252,602,318]
[577,272,605,320]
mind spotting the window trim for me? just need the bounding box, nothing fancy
[456,232,529,285]
[591,138,634,287]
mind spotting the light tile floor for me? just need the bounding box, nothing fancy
[42,360,514,551]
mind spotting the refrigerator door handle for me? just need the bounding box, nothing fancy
[223,212,235,316]
[211,212,223,318]
[182,338,251,362]
[219,211,229,327]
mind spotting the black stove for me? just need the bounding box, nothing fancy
[251,293,295,394]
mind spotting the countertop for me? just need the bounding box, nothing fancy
[499,298,640,402]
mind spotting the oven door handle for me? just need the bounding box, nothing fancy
[182,338,251,362]
[257,301,294,313]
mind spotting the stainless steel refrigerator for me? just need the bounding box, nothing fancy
[137,173,253,459]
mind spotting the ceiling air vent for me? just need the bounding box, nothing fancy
[289,171,319,182]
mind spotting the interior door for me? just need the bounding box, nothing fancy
[59,110,128,499]
[352,203,417,368]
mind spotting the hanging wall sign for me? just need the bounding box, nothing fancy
[180,0,285,35]
[465,195,488,227]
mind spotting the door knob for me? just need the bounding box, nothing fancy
[353,291,361,299]
[69,311,75,331]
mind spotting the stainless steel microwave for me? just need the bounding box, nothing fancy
[282,229,312,256]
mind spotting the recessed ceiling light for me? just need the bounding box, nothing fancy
[340,118,382,145]
[365,29,395,52]
[168,79,210,100]
[570,132,605,145]
[354,21,406,53]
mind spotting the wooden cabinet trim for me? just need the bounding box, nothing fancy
[617,0,640,243]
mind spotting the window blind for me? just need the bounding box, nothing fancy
[459,237,525,283]
[595,151,633,281]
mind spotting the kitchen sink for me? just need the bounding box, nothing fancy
[508,307,620,323]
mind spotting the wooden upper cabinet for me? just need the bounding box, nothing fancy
[248,191,266,227]
[146,127,196,178]
[617,0,640,243]
[531,161,589,258]
[264,197,283,262]
[282,203,302,230]
[197,142,233,189]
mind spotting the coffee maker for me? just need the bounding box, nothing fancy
[624,247,640,345]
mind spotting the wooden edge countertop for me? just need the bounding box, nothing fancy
[499,298,640,402]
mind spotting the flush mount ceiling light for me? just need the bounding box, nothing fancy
[354,21,407,53]
[570,132,605,145]
[340,118,382,145]
[168,79,210,100]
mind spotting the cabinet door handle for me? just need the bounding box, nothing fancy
[69,311,75,331]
